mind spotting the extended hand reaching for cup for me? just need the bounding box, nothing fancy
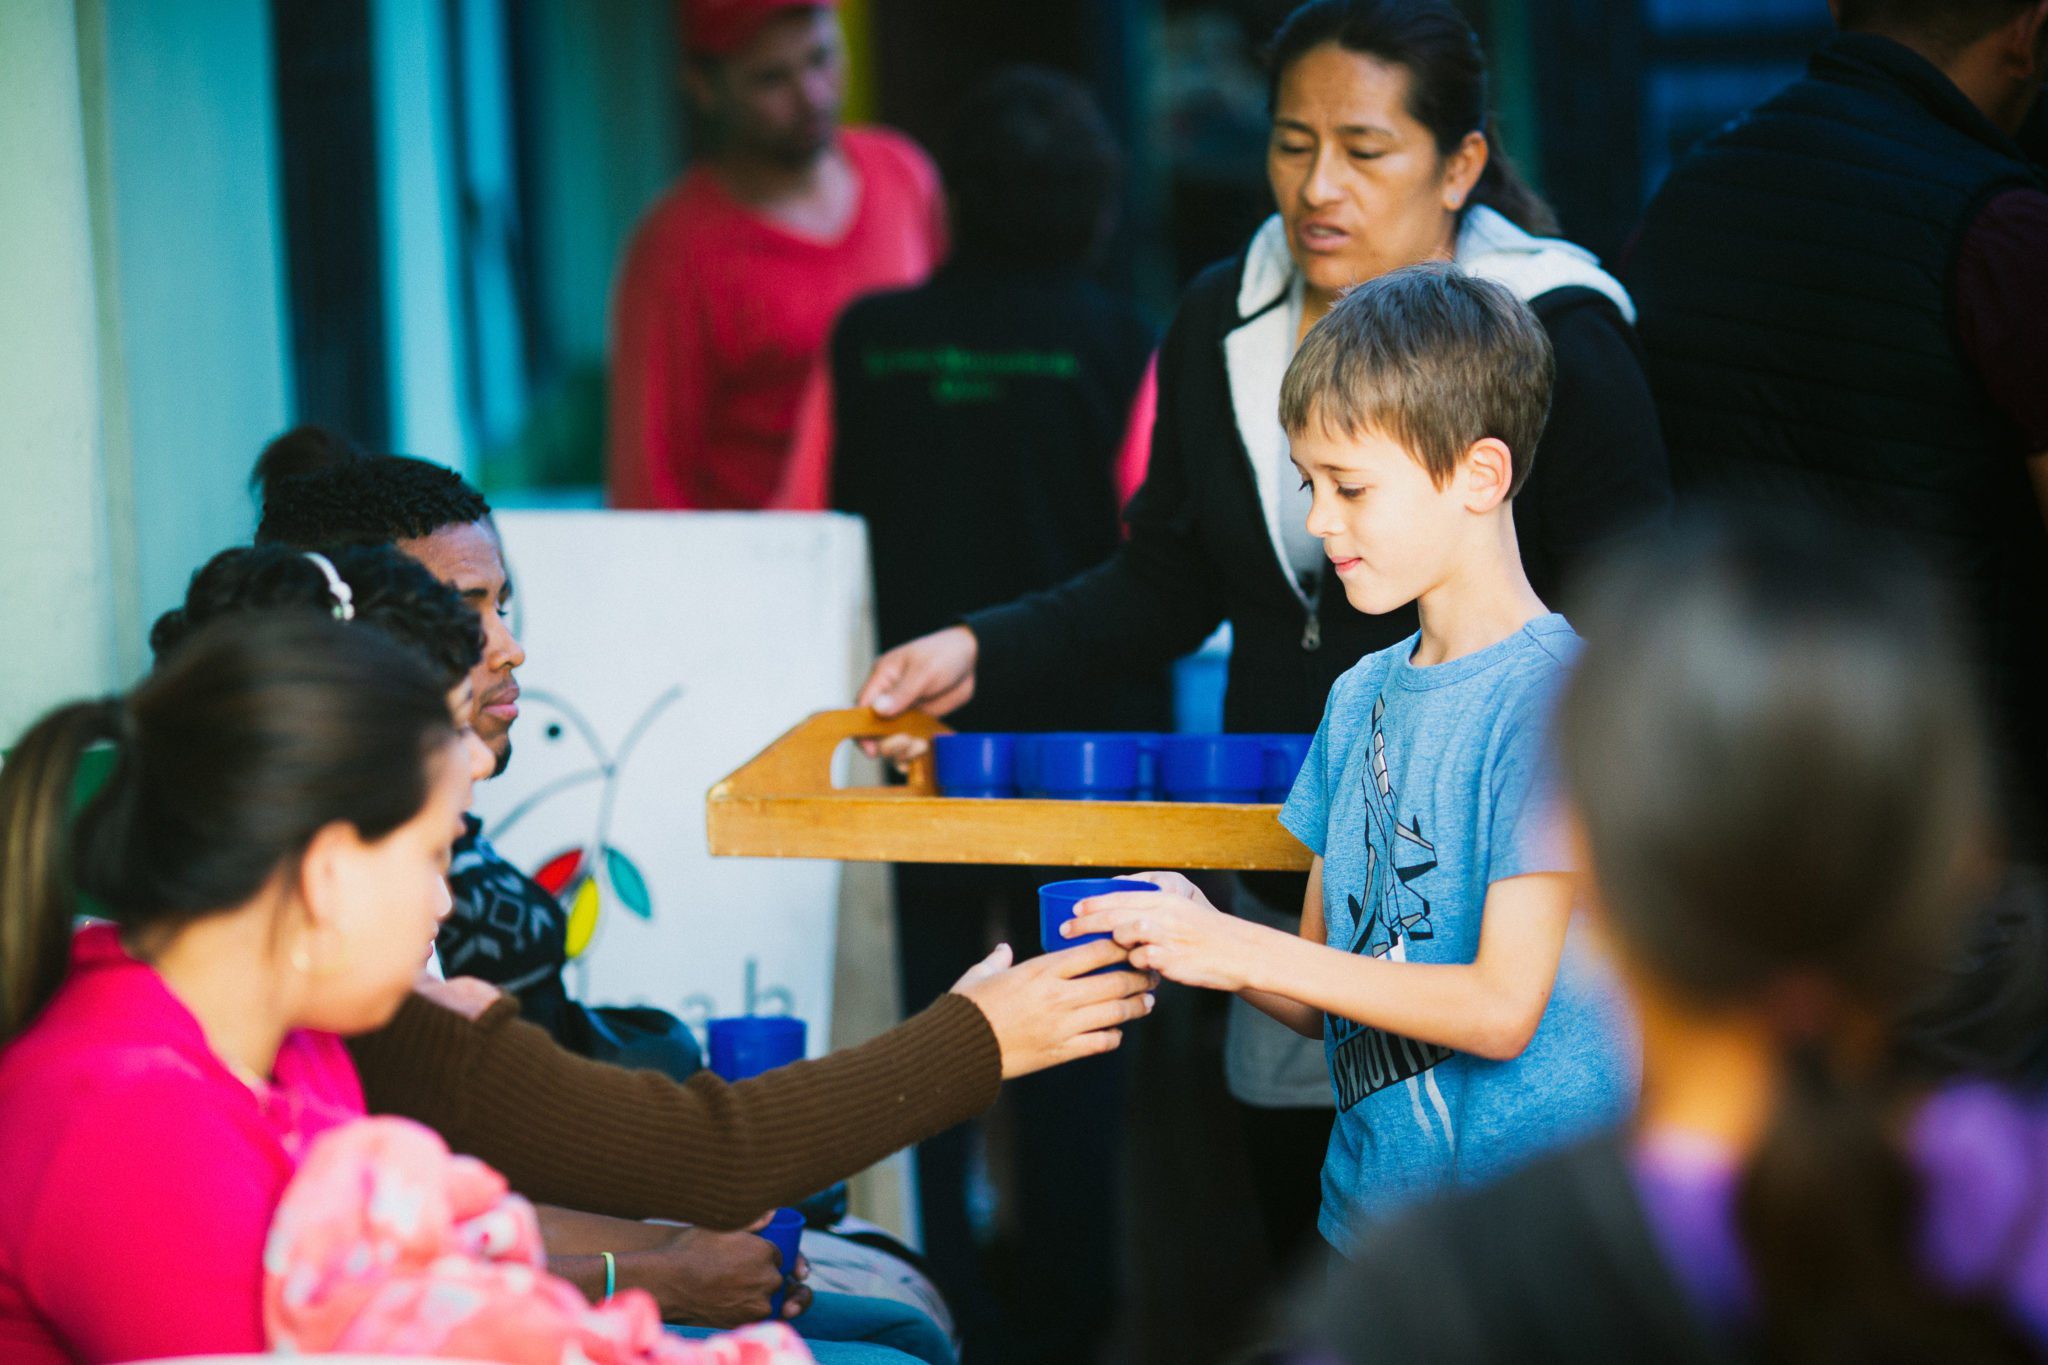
[1062,871,1267,993]
[948,939,1155,1078]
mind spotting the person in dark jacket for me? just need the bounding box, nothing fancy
[790,68,1169,1365]
[1625,0,2048,848]
[1289,516,2048,1365]
[856,0,1672,1273]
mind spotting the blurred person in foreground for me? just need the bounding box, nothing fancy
[608,0,945,510]
[1287,517,2048,1363]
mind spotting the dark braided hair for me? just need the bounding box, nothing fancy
[151,544,482,690]
[253,429,490,549]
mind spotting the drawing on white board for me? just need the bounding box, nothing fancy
[492,685,683,968]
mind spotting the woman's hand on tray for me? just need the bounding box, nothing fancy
[856,625,979,760]
[948,941,1155,1079]
[1065,876,1259,993]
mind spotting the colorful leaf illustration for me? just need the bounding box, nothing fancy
[565,876,602,959]
[606,846,653,919]
[534,848,586,899]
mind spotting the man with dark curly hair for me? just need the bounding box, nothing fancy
[254,429,518,771]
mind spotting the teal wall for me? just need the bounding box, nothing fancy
[91,0,294,637]
[373,0,474,473]
[0,0,682,740]
[0,0,123,742]
[1,0,293,740]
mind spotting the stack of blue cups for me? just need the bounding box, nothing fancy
[933,731,1311,804]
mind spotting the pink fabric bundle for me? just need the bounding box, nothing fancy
[263,1115,812,1364]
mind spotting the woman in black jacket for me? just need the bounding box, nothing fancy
[857,0,1671,1264]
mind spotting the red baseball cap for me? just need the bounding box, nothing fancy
[680,0,835,56]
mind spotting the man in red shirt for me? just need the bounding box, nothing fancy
[608,0,946,509]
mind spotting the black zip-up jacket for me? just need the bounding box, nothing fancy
[967,243,1670,904]
[966,248,1670,735]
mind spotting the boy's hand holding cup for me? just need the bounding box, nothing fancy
[1064,873,1255,992]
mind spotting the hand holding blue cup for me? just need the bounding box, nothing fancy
[1040,878,1157,958]
[756,1207,805,1317]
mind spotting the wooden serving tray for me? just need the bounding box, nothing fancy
[706,709,1313,871]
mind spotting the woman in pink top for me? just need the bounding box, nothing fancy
[0,612,473,1363]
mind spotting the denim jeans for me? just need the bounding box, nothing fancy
[671,1289,956,1365]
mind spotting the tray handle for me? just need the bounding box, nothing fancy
[711,708,953,799]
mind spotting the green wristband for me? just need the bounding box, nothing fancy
[601,1250,617,1302]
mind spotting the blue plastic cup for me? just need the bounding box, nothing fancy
[1015,734,1045,796]
[934,733,1016,798]
[707,1016,807,1081]
[757,1206,804,1316]
[1102,733,1166,799]
[1160,734,1265,803]
[1039,877,1157,958]
[1035,734,1140,800]
[1257,734,1314,803]
[1135,734,1165,799]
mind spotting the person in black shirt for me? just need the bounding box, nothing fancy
[808,68,1170,1365]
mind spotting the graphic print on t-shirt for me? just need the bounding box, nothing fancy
[1330,694,1456,1123]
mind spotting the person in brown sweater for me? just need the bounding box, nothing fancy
[357,936,1145,1326]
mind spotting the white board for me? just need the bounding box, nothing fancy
[469,510,874,1054]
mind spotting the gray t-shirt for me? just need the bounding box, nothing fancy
[1279,614,1636,1253]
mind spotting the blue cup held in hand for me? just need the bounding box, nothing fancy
[757,1206,804,1317]
[934,733,1017,798]
[1039,878,1158,958]
[706,1016,807,1081]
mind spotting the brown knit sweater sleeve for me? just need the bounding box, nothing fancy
[346,992,1002,1228]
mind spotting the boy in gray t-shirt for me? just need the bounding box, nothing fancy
[1065,265,1638,1252]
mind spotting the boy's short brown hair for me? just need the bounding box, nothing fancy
[1279,262,1554,499]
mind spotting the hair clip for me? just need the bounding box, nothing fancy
[302,551,356,622]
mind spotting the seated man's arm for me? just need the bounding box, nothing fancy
[537,1205,795,1327]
